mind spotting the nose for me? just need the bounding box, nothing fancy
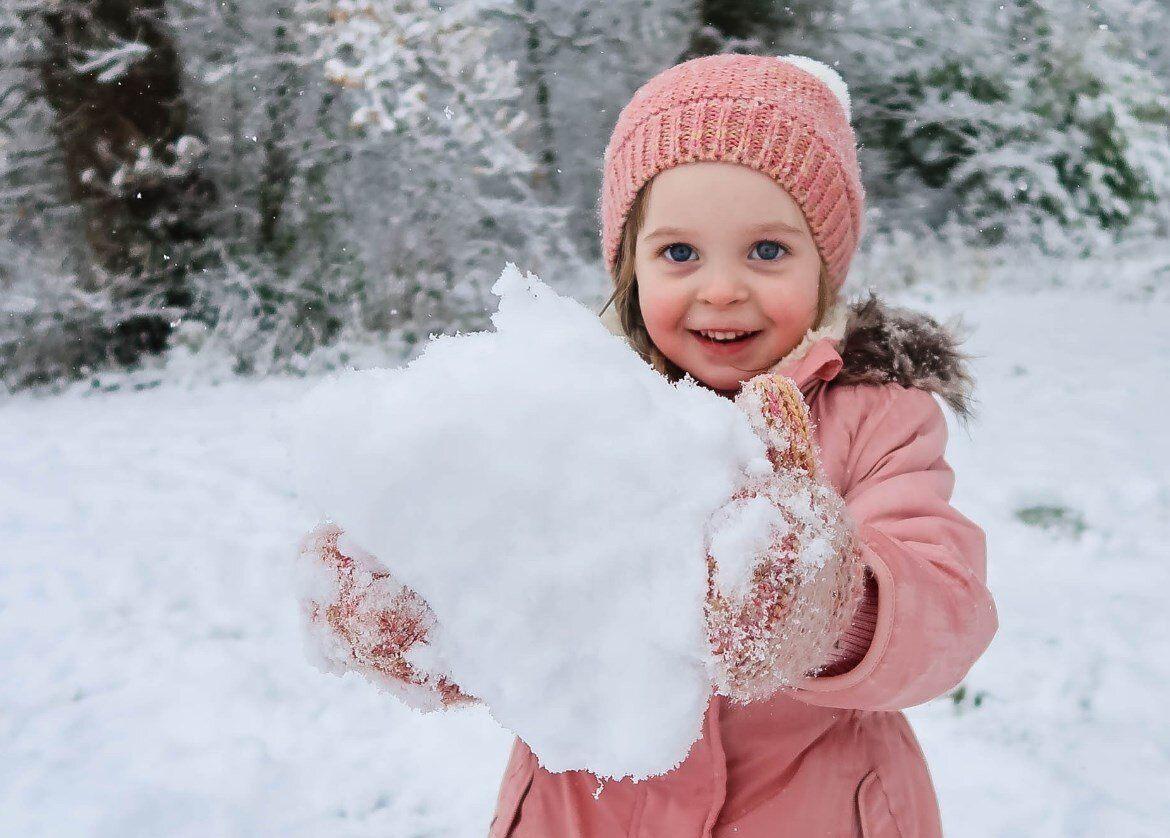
[696,270,749,307]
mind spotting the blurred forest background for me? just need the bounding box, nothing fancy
[2,0,1169,390]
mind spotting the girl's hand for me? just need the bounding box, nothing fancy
[296,521,477,711]
[704,374,866,704]
[734,370,825,478]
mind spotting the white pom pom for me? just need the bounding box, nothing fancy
[777,55,851,122]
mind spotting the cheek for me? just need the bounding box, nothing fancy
[764,300,815,333]
[759,276,820,332]
[637,281,686,340]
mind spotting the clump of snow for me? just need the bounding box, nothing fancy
[778,482,838,571]
[287,263,777,781]
[291,537,350,678]
[706,494,788,600]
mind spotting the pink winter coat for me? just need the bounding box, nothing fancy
[489,294,999,837]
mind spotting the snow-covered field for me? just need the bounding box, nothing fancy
[2,284,1168,837]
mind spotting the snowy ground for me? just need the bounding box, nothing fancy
[2,284,1168,837]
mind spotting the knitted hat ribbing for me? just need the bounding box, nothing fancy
[599,54,865,292]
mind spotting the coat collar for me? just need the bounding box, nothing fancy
[771,338,845,392]
[768,298,850,392]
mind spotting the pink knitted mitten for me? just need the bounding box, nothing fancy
[704,374,867,704]
[296,521,477,711]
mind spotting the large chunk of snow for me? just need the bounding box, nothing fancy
[286,263,774,781]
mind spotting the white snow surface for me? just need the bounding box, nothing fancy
[287,264,772,780]
[2,280,1169,836]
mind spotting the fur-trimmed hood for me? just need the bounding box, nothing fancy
[832,291,978,425]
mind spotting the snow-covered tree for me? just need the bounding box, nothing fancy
[35,0,218,351]
[479,0,693,261]
[1,0,222,389]
[1,3,147,387]
[834,0,1170,251]
[166,0,367,372]
[296,0,584,328]
[1093,0,1170,89]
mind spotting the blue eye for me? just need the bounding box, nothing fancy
[658,240,789,263]
[661,243,697,263]
[751,240,787,260]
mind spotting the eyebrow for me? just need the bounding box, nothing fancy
[641,220,807,240]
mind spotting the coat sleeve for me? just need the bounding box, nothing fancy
[781,383,998,711]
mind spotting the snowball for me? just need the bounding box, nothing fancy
[287,263,772,781]
[778,54,852,121]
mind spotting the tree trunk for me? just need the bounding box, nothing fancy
[257,5,297,268]
[681,0,823,60]
[37,0,216,364]
[518,0,561,199]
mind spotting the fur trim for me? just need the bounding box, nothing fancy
[836,291,978,424]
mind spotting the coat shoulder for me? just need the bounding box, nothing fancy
[831,291,978,424]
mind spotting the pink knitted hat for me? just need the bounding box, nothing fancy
[599,54,865,292]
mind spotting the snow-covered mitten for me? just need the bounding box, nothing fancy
[704,374,866,703]
[295,521,477,712]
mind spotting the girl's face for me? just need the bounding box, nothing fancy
[634,161,822,395]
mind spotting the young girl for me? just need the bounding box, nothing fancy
[298,54,998,837]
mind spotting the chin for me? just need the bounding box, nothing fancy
[693,368,750,394]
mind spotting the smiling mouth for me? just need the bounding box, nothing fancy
[689,328,762,346]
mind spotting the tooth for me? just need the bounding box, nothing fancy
[698,329,753,340]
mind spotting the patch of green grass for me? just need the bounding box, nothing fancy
[948,683,989,714]
[1014,503,1087,539]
